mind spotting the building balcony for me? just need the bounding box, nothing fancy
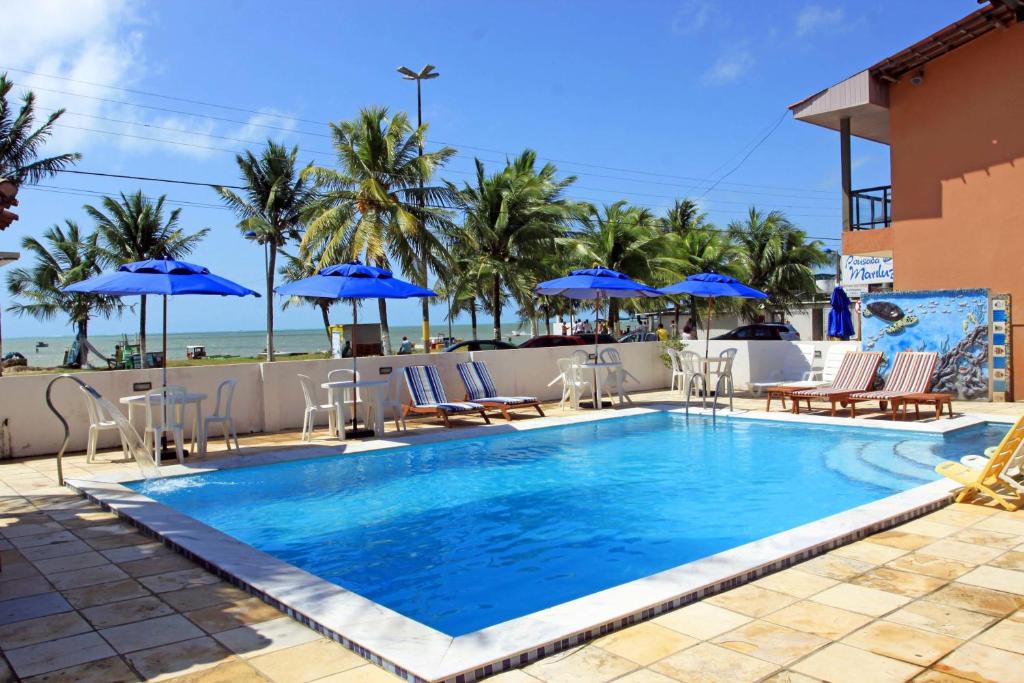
[850,185,891,230]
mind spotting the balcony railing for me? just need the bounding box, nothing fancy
[850,185,891,230]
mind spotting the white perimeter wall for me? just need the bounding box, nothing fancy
[0,340,858,458]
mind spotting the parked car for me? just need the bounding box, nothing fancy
[442,339,518,352]
[713,323,800,341]
[619,331,658,343]
[517,334,619,348]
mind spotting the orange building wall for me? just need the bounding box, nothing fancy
[887,21,1024,398]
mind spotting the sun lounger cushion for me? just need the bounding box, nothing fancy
[416,401,486,412]
[404,365,483,411]
[849,351,937,399]
[458,361,538,403]
[793,352,882,398]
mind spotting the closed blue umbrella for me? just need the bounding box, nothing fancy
[64,258,259,386]
[275,261,436,435]
[535,266,662,359]
[828,286,855,340]
[660,272,768,357]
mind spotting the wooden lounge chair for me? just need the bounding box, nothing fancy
[842,351,938,418]
[935,415,1024,511]
[791,351,883,416]
[456,361,545,421]
[402,365,491,428]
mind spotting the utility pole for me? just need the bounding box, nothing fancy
[397,64,440,353]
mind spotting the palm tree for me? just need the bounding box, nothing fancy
[0,74,81,184]
[665,225,741,330]
[728,207,829,321]
[446,151,579,340]
[215,141,318,361]
[5,222,122,366]
[661,198,709,236]
[302,107,454,355]
[569,201,683,333]
[279,248,334,344]
[87,191,208,366]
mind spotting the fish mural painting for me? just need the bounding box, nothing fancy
[860,289,990,400]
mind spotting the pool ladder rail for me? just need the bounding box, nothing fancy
[684,371,734,420]
[45,374,97,486]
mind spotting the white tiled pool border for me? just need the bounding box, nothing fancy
[67,407,999,683]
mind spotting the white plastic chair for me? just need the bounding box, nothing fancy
[599,347,633,404]
[379,372,407,432]
[298,374,335,441]
[203,380,239,452]
[549,357,593,410]
[712,348,738,396]
[142,386,186,467]
[667,348,687,393]
[80,385,127,463]
[327,368,362,432]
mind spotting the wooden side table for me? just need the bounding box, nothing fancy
[892,392,955,420]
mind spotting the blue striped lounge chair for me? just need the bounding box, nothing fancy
[402,365,491,427]
[457,361,545,421]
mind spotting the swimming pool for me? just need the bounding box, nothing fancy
[127,412,1000,637]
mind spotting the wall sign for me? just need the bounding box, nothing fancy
[842,255,894,292]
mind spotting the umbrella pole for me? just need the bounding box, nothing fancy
[162,295,168,389]
[705,298,712,359]
[140,295,147,370]
[351,300,358,433]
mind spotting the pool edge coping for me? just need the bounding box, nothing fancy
[66,407,980,682]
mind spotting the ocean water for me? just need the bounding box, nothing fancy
[129,413,1003,636]
[4,323,500,367]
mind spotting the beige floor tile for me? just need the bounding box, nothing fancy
[706,584,798,618]
[31,550,110,574]
[811,583,912,617]
[82,530,153,552]
[5,632,116,678]
[888,553,977,580]
[0,610,91,649]
[160,582,251,612]
[0,576,53,601]
[954,528,1023,550]
[184,598,283,635]
[249,639,367,683]
[917,540,1005,565]
[752,571,838,599]
[831,540,908,565]
[62,578,150,609]
[897,519,961,539]
[765,600,872,640]
[990,550,1024,571]
[100,614,206,654]
[844,621,961,666]
[973,618,1024,654]
[161,658,269,682]
[866,531,937,552]
[850,567,949,598]
[592,622,696,665]
[522,646,637,683]
[649,642,778,683]
[312,663,403,682]
[911,671,975,683]
[139,568,221,594]
[125,636,233,682]
[934,642,1024,683]
[760,673,820,683]
[488,670,542,682]
[956,566,1024,596]
[19,539,92,562]
[48,563,129,591]
[885,600,995,639]
[118,553,197,578]
[212,617,320,658]
[795,554,873,580]
[81,595,175,629]
[712,619,828,665]
[974,515,1024,537]
[652,602,751,640]
[101,542,173,564]
[924,583,1024,617]
[792,642,922,683]
[21,655,141,683]
[929,508,999,528]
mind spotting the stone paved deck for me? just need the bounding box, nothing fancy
[0,392,1022,682]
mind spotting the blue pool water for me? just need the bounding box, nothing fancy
[129,414,1002,636]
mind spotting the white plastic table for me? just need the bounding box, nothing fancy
[579,361,623,409]
[322,379,389,438]
[120,391,208,456]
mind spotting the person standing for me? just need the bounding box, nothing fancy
[656,322,669,342]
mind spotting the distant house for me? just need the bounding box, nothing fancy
[790,1,1023,396]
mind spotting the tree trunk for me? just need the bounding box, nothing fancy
[378,298,392,355]
[530,317,538,337]
[545,306,551,335]
[265,246,276,362]
[319,302,331,344]
[674,301,681,330]
[491,273,501,340]
[139,294,147,369]
[470,299,478,340]
[77,318,88,367]
[609,299,619,335]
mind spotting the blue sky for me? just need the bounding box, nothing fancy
[2,0,973,338]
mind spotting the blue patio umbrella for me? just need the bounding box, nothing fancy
[660,272,768,357]
[63,258,260,386]
[828,285,855,340]
[275,261,436,435]
[535,266,662,366]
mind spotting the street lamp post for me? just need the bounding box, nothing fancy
[397,64,439,353]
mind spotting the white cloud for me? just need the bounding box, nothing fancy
[701,48,753,86]
[795,5,845,36]
[671,0,715,35]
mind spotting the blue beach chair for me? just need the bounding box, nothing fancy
[402,365,491,427]
[457,361,545,421]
